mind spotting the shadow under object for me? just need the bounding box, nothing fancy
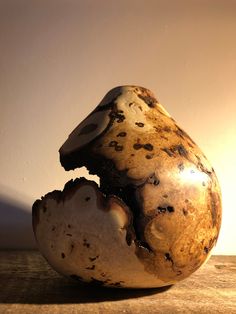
[0,196,36,249]
[1,251,235,313]
[0,250,171,304]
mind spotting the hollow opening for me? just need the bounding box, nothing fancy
[60,142,154,252]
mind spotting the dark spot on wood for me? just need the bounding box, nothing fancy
[174,126,195,144]
[160,135,168,140]
[109,140,118,147]
[110,111,125,123]
[86,265,95,270]
[154,126,160,132]
[115,145,123,151]
[43,205,47,213]
[131,153,135,157]
[157,206,167,213]
[51,226,56,231]
[174,129,185,139]
[83,239,90,248]
[163,194,168,198]
[138,94,157,108]
[163,126,172,132]
[175,144,188,158]
[51,244,54,248]
[68,224,71,228]
[156,108,166,115]
[143,143,153,151]
[117,117,125,123]
[66,233,72,237]
[109,140,123,151]
[145,154,153,159]
[133,143,142,150]
[204,246,209,254]
[197,161,213,180]
[214,264,226,270]
[135,122,144,127]
[78,123,97,136]
[112,282,121,287]
[178,163,185,172]
[89,256,99,262]
[85,196,91,201]
[70,274,83,281]
[117,131,127,137]
[61,253,65,259]
[209,237,218,251]
[129,102,134,107]
[162,145,188,158]
[167,206,175,213]
[165,253,173,262]
[183,208,188,216]
[90,277,106,286]
[158,205,174,213]
[147,173,160,185]
[162,147,174,157]
[111,281,125,287]
[185,199,189,203]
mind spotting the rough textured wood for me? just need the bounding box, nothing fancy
[0,251,235,313]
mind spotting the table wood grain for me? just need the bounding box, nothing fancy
[0,251,235,313]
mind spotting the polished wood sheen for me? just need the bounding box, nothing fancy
[0,251,235,313]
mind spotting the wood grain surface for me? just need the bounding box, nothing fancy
[0,251,235,313]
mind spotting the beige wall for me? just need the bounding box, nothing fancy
[0,0,235,254]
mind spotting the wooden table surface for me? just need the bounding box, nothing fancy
[0,251,235,314]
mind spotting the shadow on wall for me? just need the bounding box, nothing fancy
[0,196,36,249]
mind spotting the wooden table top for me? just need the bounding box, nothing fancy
[0,251,235,313]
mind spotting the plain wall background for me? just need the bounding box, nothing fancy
[0,0,235,254]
